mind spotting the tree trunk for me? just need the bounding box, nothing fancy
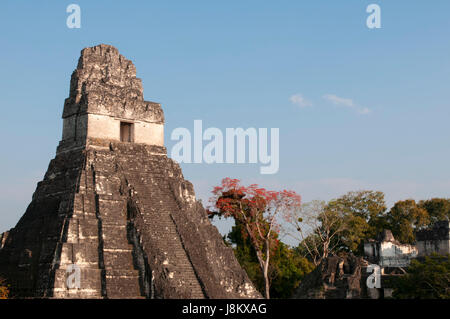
[263,264,270,299]
[255,249,270,299]
[263,240,270,299]
[244,221,271,299]
[322,240,329,261]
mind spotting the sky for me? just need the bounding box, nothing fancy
[0,1,449,245]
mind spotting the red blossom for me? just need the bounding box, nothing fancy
[208,178,302,257]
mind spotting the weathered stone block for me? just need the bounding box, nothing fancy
[53,268,102,296]
[102,225,130,250]
[78,219,99,240]
[97,199,126,223]
[103,250,134,269]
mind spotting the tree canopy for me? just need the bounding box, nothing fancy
[208,178,302,298]
[392,255,450,299]
[227,222,314,299]
[209,180,450,299]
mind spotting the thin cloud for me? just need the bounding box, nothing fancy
[290,93,313,108]
[323,94,371,115]
[323,94,354,107]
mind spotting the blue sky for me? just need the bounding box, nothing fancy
[1,1,449,244]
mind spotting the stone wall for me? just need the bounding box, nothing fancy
[59,44,164,152]
[416,221,450,257]
[292,254,369,299]
[364,230,418,268]
[62,113,164,146]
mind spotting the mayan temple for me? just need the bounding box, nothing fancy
[0,44,260,299]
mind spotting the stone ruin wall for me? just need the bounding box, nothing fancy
[62,114,164,148]
[293,224,450,299]
[416,221,450,257]
[59,44,165,153]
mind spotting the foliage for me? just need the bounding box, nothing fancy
[418,198,450,224]
[0,278,9,299]
[270,242,315,298]
[380,198,450,244]
[285,191,387,260]
[384,200,430,244]
[227,223,314,299]
[327,190,386,253]
[329,191,387,222]
[210,181,450,298]
[284,200,347,265]
[208,178,301,298]
[227,223,264,292]
[392,255,450,299]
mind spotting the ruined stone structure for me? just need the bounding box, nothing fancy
[293,223,450,299]
[416,221,450,257]
[0,44,260,299]
[292,253,369,299]
[364,230,418,268]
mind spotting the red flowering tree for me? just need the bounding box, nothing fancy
[208,178,301,299]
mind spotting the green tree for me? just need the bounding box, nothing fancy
[227,223,314,299]
[384,200,430,244]
[325,191,387,254]
[392,255,450,299]
[208,178,302,298]
[330,190,387,221]
[418,198,450,224]
[270,243,314,298]
[285,191,388,259]
[227,223,264,292]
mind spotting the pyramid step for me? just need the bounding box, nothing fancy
[105,276,142,298]
[60,242,100,266]
[101,224,132,250]
[97,198,127,223]
[103,250,134,269]
[53,268,102,295]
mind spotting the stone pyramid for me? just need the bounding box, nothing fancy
[0,44,259,299]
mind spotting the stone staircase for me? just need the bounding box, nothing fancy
[112,148,205,299]
[52,158,103,298]
[89,150,144,299]
[49,144,206,299]
[131,174,205,299]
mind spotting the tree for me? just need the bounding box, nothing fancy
[269,242,315,298]
[418,198,450,224]
[384,200,430,244]
[284,200,348,266]
[226,223,264,293]
[392,255,450,299]
[227,223,314,298]
[326,199,369,254]
[208,178,301,299]
[0,278,9,299]
[327,190,387,252]
[284,191,387,260]
[329,191,387,221]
